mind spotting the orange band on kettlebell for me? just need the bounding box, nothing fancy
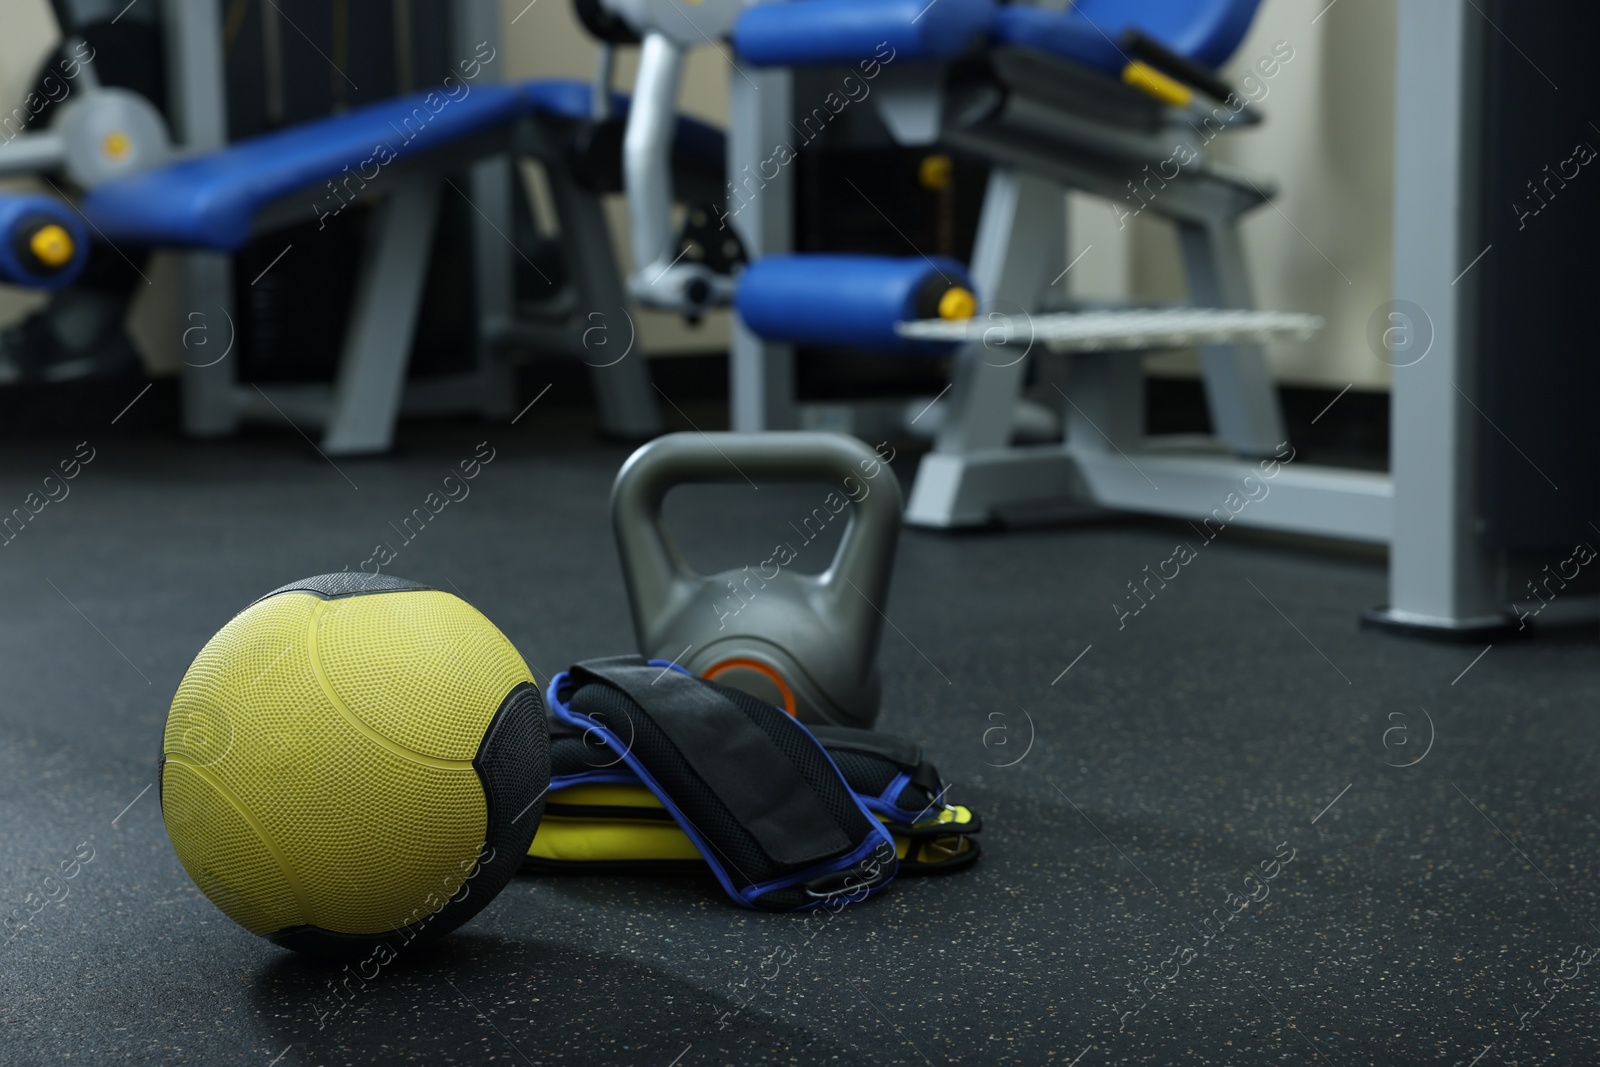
[701,658,798,717]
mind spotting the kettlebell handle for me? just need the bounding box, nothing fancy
[611,432,904,647]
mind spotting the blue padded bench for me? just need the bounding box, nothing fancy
[83,79,724,251]
[75,77,725,455]
[696,0,1294,532]
[733,0,1259,78]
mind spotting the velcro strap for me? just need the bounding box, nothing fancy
[567,656,851,868]
[807,724,923,769]
[809,723,944,806]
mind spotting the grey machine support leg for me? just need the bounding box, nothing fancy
[934,168,1063,455]
[728,62,797,432]
[545,162,662,437]
[453,0,518,423]
[1364,0,1512,638]
[1176,218,1287,455]
[323,175,443,455]
[163,0,234,437]
[905,168,1069,526]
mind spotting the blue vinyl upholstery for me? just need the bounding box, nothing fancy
[0,194,89,289]
[734,0,1261,75]
[80,80,725,253]
[993,0,1262,74]
[735,254,972,351]
[734,0,995,67]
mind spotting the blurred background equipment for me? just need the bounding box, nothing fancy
[0,1,170,384]
[589,0,1392,551]
[1361,0,1600,638]
[0,0,751,451]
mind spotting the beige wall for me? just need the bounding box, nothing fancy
[1134,0,1398,390]
[0,0,1396,387]
[0,0,59,334]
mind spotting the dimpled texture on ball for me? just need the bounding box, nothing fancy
[161,589,533,937]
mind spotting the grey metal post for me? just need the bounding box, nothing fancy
[163,0,234,437]
[545,160,662,437]
[453,0,517,420]
[323,175,443,455]
[1366,0,1508,637]
[727,62,797,431]
[933,168,1062,454]
[625,33,686,291]
[1176,219,1287,455]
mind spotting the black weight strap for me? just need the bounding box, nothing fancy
[568,657,851,868]
[806,725,922,769]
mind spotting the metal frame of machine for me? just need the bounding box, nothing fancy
[595,0,1395,543]
[59,0,661,454]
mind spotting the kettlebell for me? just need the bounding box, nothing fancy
[612,431,903,729]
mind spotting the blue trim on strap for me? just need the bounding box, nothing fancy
[858,770,925,826]
[549,770,639,791]
[546,666,896,910]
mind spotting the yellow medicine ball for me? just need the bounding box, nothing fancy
[160,574,549,957]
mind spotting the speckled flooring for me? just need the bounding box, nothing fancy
[0,419,1594,1065]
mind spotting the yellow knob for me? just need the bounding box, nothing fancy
[918,153,954,192]
[1122,62,1193,108]
[29,223,75,268]
[102,130,132,159]
[938,286,976,321]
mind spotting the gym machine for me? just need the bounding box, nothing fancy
[1366,0,1600,638]
[585,0,1394,543]
[0,0,732,453]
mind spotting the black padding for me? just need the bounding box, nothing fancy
[569,657,850,868]
[268,681,549,959]
[567,683,772,882]
[809,724,944,809]
[548,718,626,779]
[256,572,432,603]
[827,748,902,801]
[551,715,949,818]
[807,725,923,770]
[471,682,552,882]
[544,800,674,822]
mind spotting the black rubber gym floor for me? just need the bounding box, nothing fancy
[0,418,1595,1065]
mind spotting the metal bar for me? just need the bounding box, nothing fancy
[322,174,443,455]
[0,133,66,176]
[163,0,235,438]
[1371,0,1508,634]
[1176,219,1288,456]
[898,308,1324,349]
[1074,451,1390,543]
[932,168,1063,455]
[727,61,796,431]
[545,153,662,437]
[453,0,517,421]
[625,33,685,287]
[1063,353,1143,454]
[905,445,1392,542]
[942,123,1258,227]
